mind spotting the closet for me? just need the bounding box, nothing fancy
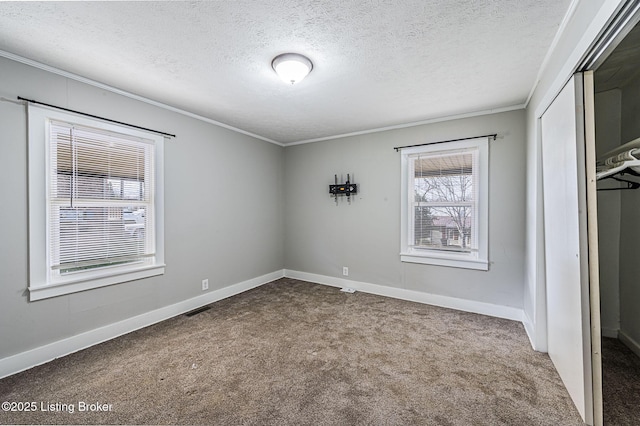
[593,19,640,424]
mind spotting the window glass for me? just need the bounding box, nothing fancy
[400,137,488,270]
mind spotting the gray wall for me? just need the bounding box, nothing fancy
[619,77,640,345]
[0,57,284,359]
[595,82,640,345]
[595,89,622,336]
[284,110,527,309]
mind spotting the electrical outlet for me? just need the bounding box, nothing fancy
[202,279,209,291]
[343,267,349,276]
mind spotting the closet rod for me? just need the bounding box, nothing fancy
[17,96,176,139]
[393,134,497,151]
[598,174,640,191]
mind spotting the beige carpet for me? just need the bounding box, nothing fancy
[0,278,583,425]
[602,337,640,424]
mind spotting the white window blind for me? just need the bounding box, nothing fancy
[409,148,478,253]
[48,120,156,278]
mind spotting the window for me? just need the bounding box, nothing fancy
[28,105,165,300]
[400,137,488,270]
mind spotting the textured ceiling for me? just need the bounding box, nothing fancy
[0,1,572,144]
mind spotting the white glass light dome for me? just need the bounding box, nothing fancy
[272,53,313,85]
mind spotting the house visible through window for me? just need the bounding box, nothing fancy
[400,137,489,270]
[28,105,165,300]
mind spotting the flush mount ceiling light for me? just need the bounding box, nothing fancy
[272,53,313,85]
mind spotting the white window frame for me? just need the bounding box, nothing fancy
[28,105,165,301]
[400,137,489,270]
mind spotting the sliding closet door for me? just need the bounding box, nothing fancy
[541,73,599,425]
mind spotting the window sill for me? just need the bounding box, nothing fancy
[400,252,488,271]
[29,264,165,301]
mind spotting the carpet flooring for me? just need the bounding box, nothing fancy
[0,278,584,425]
[602,337,640,425]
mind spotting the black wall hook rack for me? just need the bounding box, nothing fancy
[330,174,357,204]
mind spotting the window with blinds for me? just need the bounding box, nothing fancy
[49,120,155,276]
[28,104,165,301]
[410,149,478,253]
[400,137,489,270]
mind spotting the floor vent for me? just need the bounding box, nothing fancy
[184,306,211,317]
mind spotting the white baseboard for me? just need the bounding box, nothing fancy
[522,311,537,350]
[601,327,619,339]
[1,269,527,379]
[284,269,524,322]
[0,270,284,380]
[619,330,640,359]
